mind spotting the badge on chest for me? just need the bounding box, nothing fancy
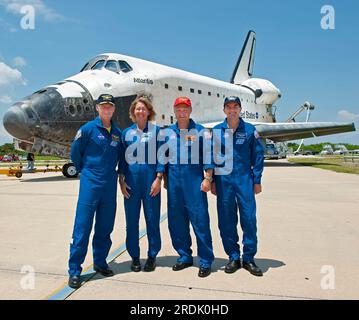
[235,132,247,145]
[97,133,105,140]
[110,134,119,147]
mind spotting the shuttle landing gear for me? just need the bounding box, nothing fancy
[62,163,78,178]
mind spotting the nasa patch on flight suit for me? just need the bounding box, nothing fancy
[235,132,247,145]
[98,133,105,140]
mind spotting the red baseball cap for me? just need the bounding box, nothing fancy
[174,97,192,108]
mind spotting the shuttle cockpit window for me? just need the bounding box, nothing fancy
[105,60,119,72]
[91,60,106,70]
[118,60,133,73]
[80,62,89,72]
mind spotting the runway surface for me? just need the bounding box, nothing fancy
[0,160,358,300]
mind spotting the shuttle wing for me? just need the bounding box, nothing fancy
[254,122,356,142]
[201,121,356,142]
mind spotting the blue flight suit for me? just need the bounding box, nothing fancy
[68,116,124,276]
[213,118,264,263]
[160,119,215,268]
[121,122,162,259]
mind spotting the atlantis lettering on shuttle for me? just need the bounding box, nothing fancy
[134,78,154,85]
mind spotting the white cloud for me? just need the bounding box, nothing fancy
[0,61,26,86]
[0,95,12,104]
[0,0,63,22]
[12,56,26,68]
[337,110,359,122]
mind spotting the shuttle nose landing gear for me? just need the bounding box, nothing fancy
[62,163,78,178]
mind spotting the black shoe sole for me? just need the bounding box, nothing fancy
[243,265,263,277]
[172,263,193,271]
[198,270,211,278]
[131,266,141,272]
[68,279,81,289]
[94,267,114,277]
[143,265,156,272]
[224,267,240,274]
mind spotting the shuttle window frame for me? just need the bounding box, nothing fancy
[91,60,106,70]
[118,60,133,73]
[105,60,119,73]
[80,63,89,72]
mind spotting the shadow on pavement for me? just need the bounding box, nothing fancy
[87,256,286,283]
[21,175,79,183]
[253,258,286,273]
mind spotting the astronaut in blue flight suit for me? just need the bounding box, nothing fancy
[160,96,215,278]
[211,96,265,276]
[119,96,163,273]
[67,94,124,289]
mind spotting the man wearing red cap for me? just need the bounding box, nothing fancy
[159,96,215,277]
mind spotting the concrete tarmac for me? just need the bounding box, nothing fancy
[0,160,358,300]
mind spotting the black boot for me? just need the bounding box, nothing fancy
[68,276,81,289]
[224,259,241,274]
[131,257,141,272]
[198,267,211,278]
[94,265,114,277]
[144,257,156,272]
[243,261,263,277]
[172,262,193,271]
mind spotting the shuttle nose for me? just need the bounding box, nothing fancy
[3,106,34,141]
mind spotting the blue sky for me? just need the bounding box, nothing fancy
[0,0,358,145]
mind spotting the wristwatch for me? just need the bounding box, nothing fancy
[204,176,213,183]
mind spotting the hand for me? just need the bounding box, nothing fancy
[211,182,217,196]
[201,178,211,193]
[254,184,262,195]
[150,177,161,197]
[119,177,131,199]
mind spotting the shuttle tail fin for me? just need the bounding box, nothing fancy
[230,30,256,85]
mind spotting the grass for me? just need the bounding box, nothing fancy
[32,156,64,160]
[288,156,359,175]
